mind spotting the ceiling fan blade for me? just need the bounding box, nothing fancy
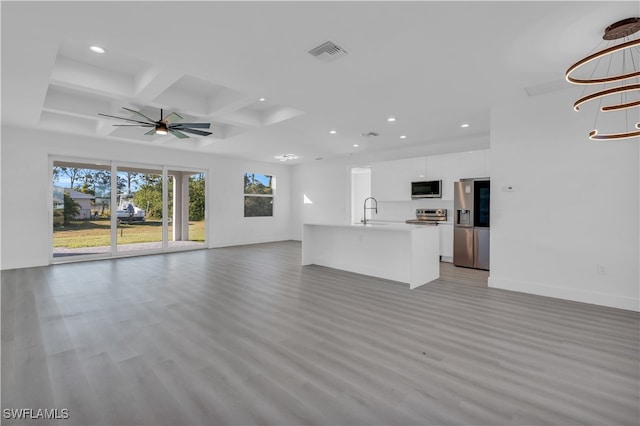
[122,107,156,124]
[164,112,183,123]
[98,113,154,126]
[171,122,210,129]
[113,124,154,127]
[176,128,212,137]
[169,129,190,139]
[144,129,157,136]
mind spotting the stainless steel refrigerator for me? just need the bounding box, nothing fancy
[454,178,490,270]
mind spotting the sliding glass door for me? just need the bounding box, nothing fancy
[52,160,112,259]
[116,165,164,253]
[168,170,206,249]
[51,157,206,262]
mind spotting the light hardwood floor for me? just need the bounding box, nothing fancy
[2,241,639,426]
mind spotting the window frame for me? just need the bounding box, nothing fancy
[49,154,208,264]
[243,172,275,218]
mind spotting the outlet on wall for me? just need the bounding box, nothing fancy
[596,264,607,275]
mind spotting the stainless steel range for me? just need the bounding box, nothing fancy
[405,209,447,225]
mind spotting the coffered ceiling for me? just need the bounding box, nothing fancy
[1,1,637,163]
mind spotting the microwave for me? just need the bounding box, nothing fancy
[411,180,442,198]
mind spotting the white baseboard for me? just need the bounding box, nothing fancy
[488,276,639,312]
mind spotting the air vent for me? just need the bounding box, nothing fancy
[361,132,379,137]
[308,41,348,62]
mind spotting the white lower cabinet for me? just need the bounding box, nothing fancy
[438,223,453,262]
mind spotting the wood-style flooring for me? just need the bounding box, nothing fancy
[2,241,639,425]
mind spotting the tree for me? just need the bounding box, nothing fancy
[63,192,80,225]
[58,167,85,190]
[189,174,206,221]
[52,167,61,183]
[123,172,140,195]
[244,195,273,217]
[134,182,163,219]
[78,182,95,196]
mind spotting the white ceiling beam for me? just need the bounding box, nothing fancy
[133,66,184,104]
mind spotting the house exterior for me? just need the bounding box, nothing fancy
[53,187,96,219]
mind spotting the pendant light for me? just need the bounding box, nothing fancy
[565,17,640,140]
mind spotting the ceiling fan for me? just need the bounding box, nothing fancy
[98,107,212,138]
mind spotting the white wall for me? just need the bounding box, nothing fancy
[0,126,292,270]
[291,158,352,240]
[490,89,639,312]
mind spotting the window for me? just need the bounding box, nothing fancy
[52,161,112,258]
[51,157,206,261]
[244,172,274,217]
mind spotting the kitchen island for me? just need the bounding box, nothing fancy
[302,222,439,289]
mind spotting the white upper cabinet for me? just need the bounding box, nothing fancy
[425,155,443,180]
[371,157,426,201]
[371,150,489,201]
[442,151,490,199]
[451,151,488,180]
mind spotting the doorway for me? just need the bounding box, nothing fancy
[350,167,371,224]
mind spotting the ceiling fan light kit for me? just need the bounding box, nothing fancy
[566,17,640,141]
[98,107,212,139]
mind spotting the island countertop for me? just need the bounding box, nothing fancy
[304,222,437,232]
[302,222,439,289]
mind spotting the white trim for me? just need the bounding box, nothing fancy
[110,162,117,256]
[488,276,640,312]
[162,166,168,250]
[48,157,55,259]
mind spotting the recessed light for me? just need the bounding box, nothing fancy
[353,144,359,147]
[418,174,425,178]
[90,46,105,54]
[259,98,266,102]
[461,123,470,128]
[387,117,396,122]
[400,135,407,139]
[329,130,337,134]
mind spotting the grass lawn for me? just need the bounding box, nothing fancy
[54,219,205,248]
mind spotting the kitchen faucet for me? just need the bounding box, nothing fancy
[363,197,378,225]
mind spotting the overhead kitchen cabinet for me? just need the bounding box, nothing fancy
[425,154,444,181]
[371,157,426,201]
[371,150,489,201]
[441,150,490,199]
